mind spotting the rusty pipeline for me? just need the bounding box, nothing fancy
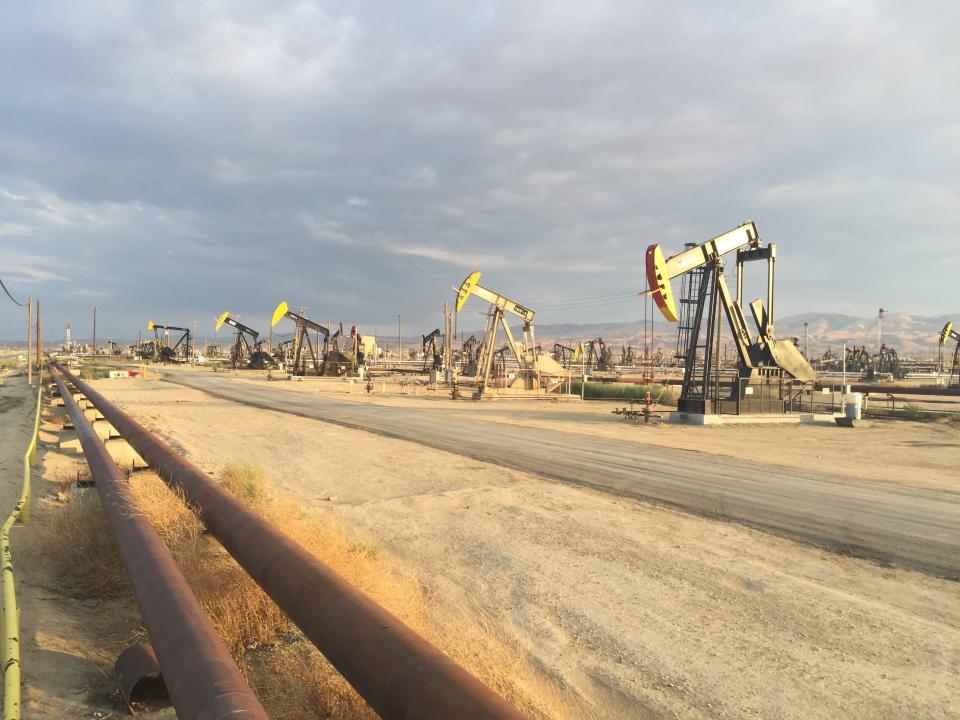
[54,364,524,720]
[49,366,269,720]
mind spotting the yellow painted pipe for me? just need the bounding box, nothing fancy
[2,375,43,720]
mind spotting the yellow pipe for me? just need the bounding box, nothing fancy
[2,374,42,720]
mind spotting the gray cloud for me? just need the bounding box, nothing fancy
[1,1,958,340]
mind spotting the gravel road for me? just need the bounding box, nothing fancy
[168,371,960,578]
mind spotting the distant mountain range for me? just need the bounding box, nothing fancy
[525,312,958,358]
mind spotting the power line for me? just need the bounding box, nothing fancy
[534,296,643,312]
[0,275,27,307]
[529,290,639,308]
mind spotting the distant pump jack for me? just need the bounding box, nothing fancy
[146,320,192,363]
[215,312,275,370]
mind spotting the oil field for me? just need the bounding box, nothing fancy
[2,4,960,720]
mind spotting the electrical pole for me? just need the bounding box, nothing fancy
[92,305,97,356]
[803,321,808,359]
[581,348,586,401]
[36,299,42,368]
[842,339,847,397]
[27,297,32,385]
[397,314,402,363]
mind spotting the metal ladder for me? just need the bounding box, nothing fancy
[678,262,721,411]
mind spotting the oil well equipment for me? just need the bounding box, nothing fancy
[646,221,816,414]
[215,312,274,369]
[552,342,581,368]
[270,302,361,376]
[270,301,330,376]
[940,321,960,387]
[454,272,566,396]
[421,328,444,378]
[147,320,192,363]
[582,338,614,371]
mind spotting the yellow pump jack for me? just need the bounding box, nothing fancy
[455,272,566,396]
[940,322,960,387]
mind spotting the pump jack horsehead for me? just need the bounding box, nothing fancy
[455,272,567,397]
[645,221,817,414]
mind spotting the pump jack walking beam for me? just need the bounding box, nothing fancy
[646,222,765,323]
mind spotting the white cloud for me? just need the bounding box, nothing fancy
[347,195,369,206]
[0,250,70,283]
[300,213,355,245]
[0,222,33,237]
[388,243,509,269]
[406,166,438,188]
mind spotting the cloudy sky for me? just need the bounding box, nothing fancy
[1,1,958,341]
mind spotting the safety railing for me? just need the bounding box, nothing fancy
[2,372,42,720]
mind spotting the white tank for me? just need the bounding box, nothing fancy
[844,392,863,421]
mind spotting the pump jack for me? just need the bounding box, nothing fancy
[455,272,566,396]
[422,329,443,372]
[552,342,581,368]
[939,322,960,387]
[270,301,329,376]
[147,321,192,363]
[582,338,613,371]
[215,312,274,369]
[646,221,816,414]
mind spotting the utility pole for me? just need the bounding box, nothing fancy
[877,308,885,350]
[643,292,649,370]
[397,314,402,363]
[36,299,42,368]
[581,349,586,401]
[803,321,808,359]
[444,300,452,371]
[27,297,32,385]
[92,305,97,356]
[842,339,847,396]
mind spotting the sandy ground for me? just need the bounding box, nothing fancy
[87,374,960,719]
[195,368,960,493]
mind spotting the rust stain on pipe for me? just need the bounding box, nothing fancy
[50,366,269,720]
[55,364,524,720]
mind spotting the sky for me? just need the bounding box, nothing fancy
[1,1,958,341]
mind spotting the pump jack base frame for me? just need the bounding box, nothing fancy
[668,411,843,426]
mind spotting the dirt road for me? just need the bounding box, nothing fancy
[167,371,960,578]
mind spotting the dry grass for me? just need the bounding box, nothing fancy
[37,461,558,719]
[36,488,126,598]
